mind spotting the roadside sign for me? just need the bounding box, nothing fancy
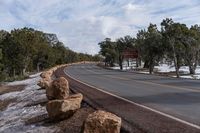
[122,49,138,58]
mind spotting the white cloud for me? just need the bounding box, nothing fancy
[0,0,200,54]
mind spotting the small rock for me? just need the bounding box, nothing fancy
[83,110,121,133]
[40,70,53,79]
[46,93,83,120]
[37,77,52,89]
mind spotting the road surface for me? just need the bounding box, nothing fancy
[64,63,200,127]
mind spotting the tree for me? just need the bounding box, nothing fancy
[161,18,186,77]
[11,28,37,75]
[136,29,148,68]
[1,34,22,77]
[116,35,135,70]
[99,38,117,67]
[182,25,200,74]
[137,24,163,74]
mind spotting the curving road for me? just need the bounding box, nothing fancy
[64,63,200,127]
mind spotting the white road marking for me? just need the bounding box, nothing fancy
[64,67,200,130]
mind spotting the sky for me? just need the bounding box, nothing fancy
[0,0,200,55]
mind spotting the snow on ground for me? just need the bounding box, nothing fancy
[109,66,133,70]
[7,72,41,86]
[0,73,57,133]
[154,64,176,73]
[172,75,200,79]
[155,64,200,79]
[110,64,200,79]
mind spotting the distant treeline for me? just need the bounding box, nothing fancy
[0,27,101,81]
[98,18,200,77]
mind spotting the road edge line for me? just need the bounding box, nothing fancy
[64,67,200,130]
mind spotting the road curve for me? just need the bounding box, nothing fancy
[63,63,200,131]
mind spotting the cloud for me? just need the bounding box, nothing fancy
[0,0,200,54]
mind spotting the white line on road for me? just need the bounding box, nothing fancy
[64,67,200,130]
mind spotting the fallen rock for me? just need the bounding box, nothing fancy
[46,93,83,120]
[83,110,121,133]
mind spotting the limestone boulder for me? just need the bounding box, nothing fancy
[46,93,83,120]
[83,110,121,133]
[50,77,69,100]
[45,77,69,100]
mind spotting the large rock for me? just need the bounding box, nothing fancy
[83,110,121,133]
[46,93,83,120]
[51,77,69,100]
[44,77,69,100]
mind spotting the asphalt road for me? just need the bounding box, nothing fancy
[64,63,200,126]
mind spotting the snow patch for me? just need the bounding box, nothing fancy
[0,73,57,133]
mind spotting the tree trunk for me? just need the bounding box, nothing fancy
[189,65,195,75]
[149,59,154,74]
[136,58,139,68]
[37,62,41,72]
[13,68,16,78]
[171,39,179,78]
[127,59,129,67]
[22,68,26,76]
[143,61,149,68]
[173,55,179,78]
[188,51,198,75]
[119,55,123,70]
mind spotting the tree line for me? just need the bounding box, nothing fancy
[0,27,101,81]
[98,18,200,77]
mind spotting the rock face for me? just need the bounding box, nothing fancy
[83,110,121,133]
[46,93,83,120]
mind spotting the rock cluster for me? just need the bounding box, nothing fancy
[38,64,83,121]
[37,62,121,132]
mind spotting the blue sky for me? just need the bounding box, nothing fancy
[0,0,200,54]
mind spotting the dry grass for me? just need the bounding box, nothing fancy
[0,98,17,111]
[0,85,25,95]
[0,85,25,111]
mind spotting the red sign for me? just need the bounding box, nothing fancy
[122,49,138,58]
